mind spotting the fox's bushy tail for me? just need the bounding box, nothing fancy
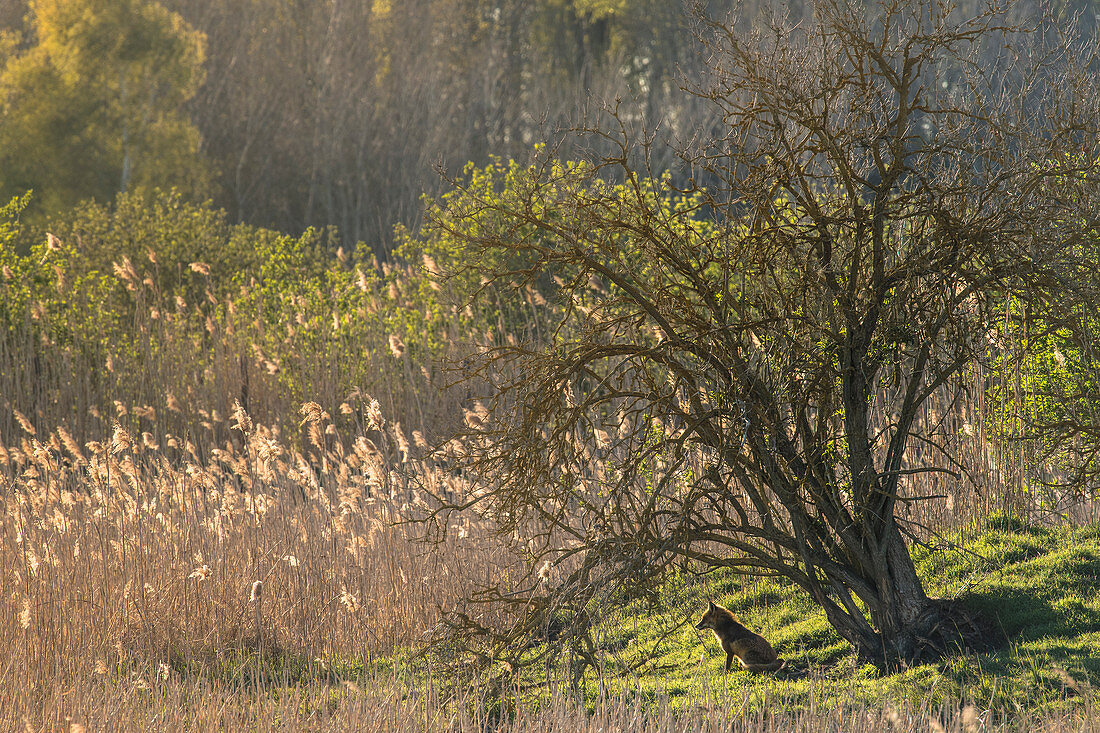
[746,658,785,673]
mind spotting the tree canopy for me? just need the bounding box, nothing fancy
[0,0,208,218]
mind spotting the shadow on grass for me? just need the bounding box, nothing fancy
[961,582,1099,644]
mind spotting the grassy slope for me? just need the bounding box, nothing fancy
[556,516,1100,716]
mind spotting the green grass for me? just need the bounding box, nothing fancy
[511,516,1100,716]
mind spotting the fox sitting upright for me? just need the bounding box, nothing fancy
[695,601,785,673]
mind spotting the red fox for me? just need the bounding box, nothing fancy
[695,601,785,673]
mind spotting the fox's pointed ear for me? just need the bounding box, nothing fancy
[708,600,717,610]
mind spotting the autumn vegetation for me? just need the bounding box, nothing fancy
[2,0,1100,730]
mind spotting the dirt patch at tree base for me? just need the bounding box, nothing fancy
[878,597,1007,671]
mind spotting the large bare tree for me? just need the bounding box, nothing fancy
[428,0,1100,670]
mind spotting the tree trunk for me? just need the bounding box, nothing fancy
[868,526,936,666]
[829,523,947,669]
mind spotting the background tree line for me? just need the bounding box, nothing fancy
[2,0,718,256]
[4,0,1095,259]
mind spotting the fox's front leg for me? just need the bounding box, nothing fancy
[725,650,734,672]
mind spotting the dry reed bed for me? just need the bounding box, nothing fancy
[0,401,521,731]
[3,400,1098,730]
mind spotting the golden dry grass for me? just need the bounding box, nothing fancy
[0,404,517,731]
[2,403,1098,731]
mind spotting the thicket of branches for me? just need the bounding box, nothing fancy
[424,0,1100,670]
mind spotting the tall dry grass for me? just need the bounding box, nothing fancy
[0,398,522,731]
[3,396,1097,731]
